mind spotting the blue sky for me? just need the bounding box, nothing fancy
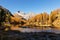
[0,0,60,14]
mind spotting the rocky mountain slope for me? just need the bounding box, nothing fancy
[14,11,36,20]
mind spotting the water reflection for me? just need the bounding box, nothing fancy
[15,27,60,34]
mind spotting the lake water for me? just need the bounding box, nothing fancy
[14,28,60,34]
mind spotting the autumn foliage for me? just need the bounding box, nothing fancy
[0,6,60,31]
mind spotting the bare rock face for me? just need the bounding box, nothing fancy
[14,11,36,20]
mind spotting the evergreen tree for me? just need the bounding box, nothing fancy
[0,6,13,30]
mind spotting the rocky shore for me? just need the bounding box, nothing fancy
[0,30,60,40]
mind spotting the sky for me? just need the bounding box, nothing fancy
[0,0,60,14]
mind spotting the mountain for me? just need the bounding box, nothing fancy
[10,12,28,30]
[11,13,27,24]
[1,6,60,32]
[14,11,36,20]
[0,6,27,31]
